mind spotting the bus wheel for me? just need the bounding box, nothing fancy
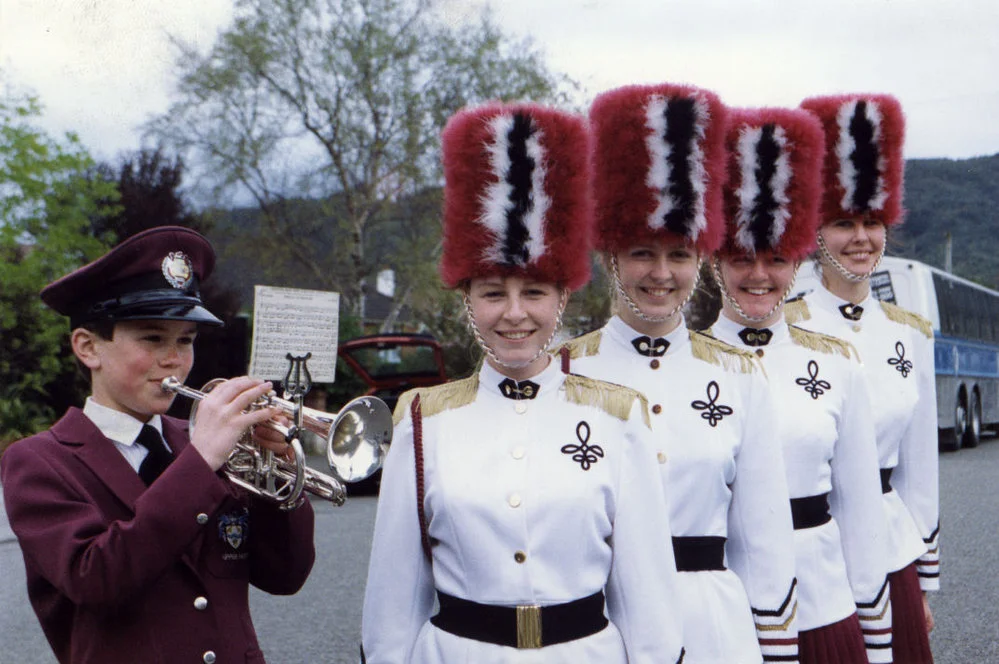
[941,390,969,452]
[963,389,982,449]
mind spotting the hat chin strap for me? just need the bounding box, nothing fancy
[816,231,885,284]
[463,289,567,371]
[712,258,799,325]
[610,254,700,325]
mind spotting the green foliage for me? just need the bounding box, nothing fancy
[0,86,118,443]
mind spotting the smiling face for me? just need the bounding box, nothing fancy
[74,319,197,421]
[717,251,798,327]
[466,275,564,380]
[819,217,887,280]
[613,239,700,335]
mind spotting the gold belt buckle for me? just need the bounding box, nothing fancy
[516,604,543,649]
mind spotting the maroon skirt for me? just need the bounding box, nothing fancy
[799,612,867,664]
[890,563,935,663]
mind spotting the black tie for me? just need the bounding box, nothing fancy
[136,425,173,485]
[631,336,669,357]
[738,327,773,347]
[839,303,864,321]
[498,378,540,400]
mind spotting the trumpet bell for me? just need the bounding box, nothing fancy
[327,396,392,483]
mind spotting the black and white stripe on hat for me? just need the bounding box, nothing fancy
[479,112,551,267]
[836,99,888,214]
[644,95,710,242]
[734,123,792,253]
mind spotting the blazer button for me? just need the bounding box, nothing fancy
[194,596,209,611]
[514,551,527,563]
[196,513,209,525]
[203,652,217,663]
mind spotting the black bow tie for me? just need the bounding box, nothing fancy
[499,378,540,400]
[631,336,669,357]
[738,328,773,347]
[839,303,864,321]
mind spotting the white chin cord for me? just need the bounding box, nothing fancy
[610,254,700,324]
[816,232,885,283]
[463,289,568,370]
[711,258,799,325]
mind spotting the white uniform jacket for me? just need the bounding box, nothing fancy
[787,284,940,591]
[711,315,892,662]
[360,359,684,664]
[560,316,798,664]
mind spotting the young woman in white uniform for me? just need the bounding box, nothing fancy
[787,94,938,664]
[360,102,685,664]
[707,107,892,663]
[559,84,798,664]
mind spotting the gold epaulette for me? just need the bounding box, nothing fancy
[689,330,761,375]
[392,375,479,426]
[554,329,603,360]
[562,374,651,429]
[784,298,811,324]
[788,325,858,361]
[880,301,933,339]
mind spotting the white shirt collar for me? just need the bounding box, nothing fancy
[83,397,163,446]
[712,312,790,348]
[479,354,564,399]
[605,314,690,355]
[809,281,874,312]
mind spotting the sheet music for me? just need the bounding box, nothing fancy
[248,286,339,382]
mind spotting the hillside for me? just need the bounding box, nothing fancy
[896,153,999,288]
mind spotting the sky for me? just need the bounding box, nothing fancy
[2,0,998,164]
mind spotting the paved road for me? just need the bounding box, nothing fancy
[3,439,998,663]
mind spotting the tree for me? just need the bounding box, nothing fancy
[0,86,118,446]
[146,0,574,318]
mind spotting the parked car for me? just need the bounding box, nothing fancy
[334,334,448,493]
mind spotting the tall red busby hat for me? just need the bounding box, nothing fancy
[589,83,728,254]
[721,108,825,261]
[439,102,591,291]
[799,94,905,226]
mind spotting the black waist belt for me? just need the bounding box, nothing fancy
[430,590,608,649]
[881,467,894,494]
[791,493,832,530]
[672,536,726,571]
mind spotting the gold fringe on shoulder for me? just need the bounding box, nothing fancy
[689,331,761,375]
[391,375,480,426]
[784,299,811,324]
[562,374,651,429]
[788,325,858,360]
[555,329,603,360]
[880,302,933,339]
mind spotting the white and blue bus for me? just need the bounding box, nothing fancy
[791,255,999,451]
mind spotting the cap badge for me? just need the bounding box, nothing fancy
[162,251,194,289]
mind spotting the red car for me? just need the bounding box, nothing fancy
[336,334,448,493]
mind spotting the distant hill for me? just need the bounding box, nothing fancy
[895,153,999,289]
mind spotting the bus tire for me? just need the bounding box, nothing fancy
[964,389,982,449]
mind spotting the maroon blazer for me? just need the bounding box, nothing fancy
[0,408,316,664]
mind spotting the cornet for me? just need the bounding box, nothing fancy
[162,377,393,510]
